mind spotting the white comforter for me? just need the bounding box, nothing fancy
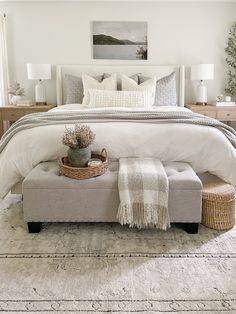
[0,105,235,199]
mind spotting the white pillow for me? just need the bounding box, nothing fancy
[121,74,156,106]
[88,89,154,108]
[82,73,117,106]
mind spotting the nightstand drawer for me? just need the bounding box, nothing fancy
[2,111,24,121]
[24,111,36,115]
[186,104,236,123]
[217,111,236,121]
[0,104,56,138]
[198,111,217,119]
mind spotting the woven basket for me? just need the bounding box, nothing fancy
[58,148,108,180]
[202,179,235,230]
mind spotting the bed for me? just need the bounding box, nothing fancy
[0,65,235,228]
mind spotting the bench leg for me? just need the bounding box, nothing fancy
[27,222,42,233]
[185,223,199,234]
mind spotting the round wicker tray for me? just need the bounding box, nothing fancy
[58,148,108,180]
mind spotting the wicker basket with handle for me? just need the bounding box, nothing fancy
[58,148,108,180]
[202,178,235,230]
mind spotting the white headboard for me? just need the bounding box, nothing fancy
[56,64,185,107]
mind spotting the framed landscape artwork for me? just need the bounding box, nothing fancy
[92,21,148,60]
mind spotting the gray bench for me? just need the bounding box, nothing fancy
[23,160,202,234]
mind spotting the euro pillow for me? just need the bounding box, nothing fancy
[65,73,110,104]
[139,72,177,106]
[88,89,154,108]
[121,74,156,106]
[82,73,117,106]
[115,73,140,90]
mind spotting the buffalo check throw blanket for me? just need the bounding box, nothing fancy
[117,158,170,230]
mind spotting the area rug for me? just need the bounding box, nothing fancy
[0,195,235,313]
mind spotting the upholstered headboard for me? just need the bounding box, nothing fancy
[56,64,185,106]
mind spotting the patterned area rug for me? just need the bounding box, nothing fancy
[0,195,235,313]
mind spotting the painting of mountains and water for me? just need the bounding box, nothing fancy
[92,21,148,60]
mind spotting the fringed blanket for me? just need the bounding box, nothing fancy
[117,157,170,230]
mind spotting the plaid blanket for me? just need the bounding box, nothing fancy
[117,157,170,230]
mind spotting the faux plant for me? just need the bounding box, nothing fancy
[62,124,95,149]
[225,22,236,97]
[8,81,25,96]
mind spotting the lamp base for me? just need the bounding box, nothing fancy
[36,102,47,106]
[196,102,207,106]
[196,81,207,105]
[35,80,46,104]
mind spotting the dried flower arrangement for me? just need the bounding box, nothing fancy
[8,81,25,96]
[62,124,95,149]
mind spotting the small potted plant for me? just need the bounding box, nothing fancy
[62,124,95,167]
[8,81,25,105]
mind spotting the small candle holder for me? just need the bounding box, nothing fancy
[88,158,103,167]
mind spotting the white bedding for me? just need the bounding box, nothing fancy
[0,105,235,199]
[50,104,190,113]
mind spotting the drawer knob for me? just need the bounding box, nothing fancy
[226,113,230,116]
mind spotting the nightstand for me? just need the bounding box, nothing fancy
[0,104,56,138]
[185,104,236,123]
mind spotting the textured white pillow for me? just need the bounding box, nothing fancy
[121,74,156,105]
[82,73,117,106]
[88,89,154,108]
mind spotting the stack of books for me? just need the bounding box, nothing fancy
[213,101,235,107]
[16,99,34,107]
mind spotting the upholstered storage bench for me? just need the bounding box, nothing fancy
[22,160,202,234]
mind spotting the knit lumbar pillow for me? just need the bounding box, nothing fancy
[121,74,156,106]
[82,73,117,106]
[88,89,154,108]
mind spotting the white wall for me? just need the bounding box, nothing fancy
[0,1,235,105]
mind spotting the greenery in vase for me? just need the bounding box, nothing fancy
[225,22,236,97]
[8,81,25,96]
[62,124,95,149]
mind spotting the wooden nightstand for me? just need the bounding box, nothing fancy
[0,104,56,138]
[185,104,236,123]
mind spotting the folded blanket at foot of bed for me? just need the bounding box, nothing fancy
[117,157,170,230]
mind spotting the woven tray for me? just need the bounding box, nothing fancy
[58,148,108,180]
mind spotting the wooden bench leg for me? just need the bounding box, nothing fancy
[185,223,199,234]
[27,222,42,233]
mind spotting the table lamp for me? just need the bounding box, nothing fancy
[27,64,51,105]
[191,64,214,105]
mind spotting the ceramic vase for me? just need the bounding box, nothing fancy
[11,95,23,105]
[67,147,91,167]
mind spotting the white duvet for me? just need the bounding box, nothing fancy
[0,105,235,199]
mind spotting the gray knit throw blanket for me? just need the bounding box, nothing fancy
[0,109,236,153]
[117,158,170,230]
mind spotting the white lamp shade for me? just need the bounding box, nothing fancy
[27,64,51,80]
[191,64,214,81]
